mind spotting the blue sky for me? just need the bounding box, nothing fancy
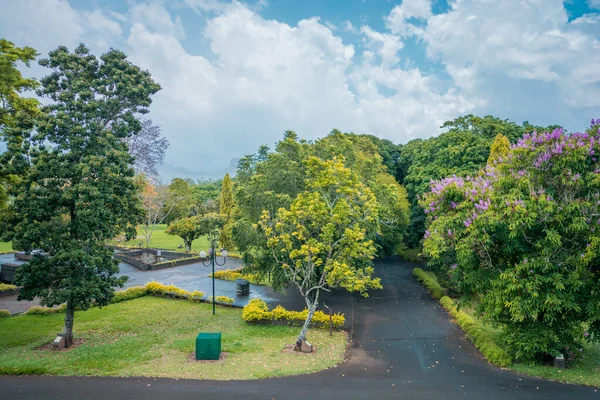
[1,0,599,180]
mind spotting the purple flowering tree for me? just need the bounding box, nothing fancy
[422,119,600,361]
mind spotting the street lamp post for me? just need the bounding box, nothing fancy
[199,241,228,315]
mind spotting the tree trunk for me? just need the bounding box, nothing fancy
[185,240,191,252]
[63,299,75,348]
[295,290,320,351]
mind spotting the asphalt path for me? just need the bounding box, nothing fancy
[1,258,598,399]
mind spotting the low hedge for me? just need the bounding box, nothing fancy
[440,296,512,367]
[145,282,204,301]
[211,268,267,285]
[413,268,446,299]
[208,295,235,305]
[0,283,17,293]
[412,267,513,367]
[242,299,345,328]
[111,286,149,303]
[26,304,67,315]
[0,309,10,317]
[24,283,210,315]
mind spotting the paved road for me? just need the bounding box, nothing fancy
[1,258,598,399]
[1,255,290,313]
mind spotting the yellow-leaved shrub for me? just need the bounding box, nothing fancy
[242,299,345,328]
[208,295,235,305]
[145,282,204,301]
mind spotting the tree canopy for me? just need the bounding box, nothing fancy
[232,129,410,288]
[0,44,160,347]
[259,156,382,347]
[422,119,600,360]
[398,114,557,247]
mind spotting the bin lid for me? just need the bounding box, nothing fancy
[197,332,221,339]
[236,279,250,285]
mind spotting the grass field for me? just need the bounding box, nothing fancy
[0,296,347,379]
[0,242,13,253]
[3,225,217,255]
[413,268,600,387]
[108,224,212,253]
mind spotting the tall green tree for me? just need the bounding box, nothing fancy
[487,134,510,165]
[1,44,160,347]
[163,178,194,223]
[259,157,381,349]
[165,213,226,251]
[219,173,234,249]
[0,39,39,131]
[0,39,40,214]
[232,130,409,289]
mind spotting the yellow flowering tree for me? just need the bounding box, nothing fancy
[259,156,382,350]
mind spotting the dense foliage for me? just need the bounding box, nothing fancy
[258,156,382,346]
[422,119,600,360]
[0,40,39,214]
[232,130,409,284]
[219,173,234,249]
[398,115,555,247]
[0,44,160,346]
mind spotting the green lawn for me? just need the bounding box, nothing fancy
[108,224,211,253]
[0,296,347,379]
[0,242,13,253]
[413,268,600,387]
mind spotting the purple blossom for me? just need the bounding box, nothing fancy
[451,264,457,270]
[464,218,472,228]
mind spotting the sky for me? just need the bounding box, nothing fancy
[1,0,599,178]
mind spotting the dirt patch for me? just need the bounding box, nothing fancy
[187,352,228,364]
[36,338,86,352]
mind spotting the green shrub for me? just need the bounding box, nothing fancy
[413,268,446,299]
[242,300,345,328]
[111,286,148,303]
[26,304,67,315]
[208,296,234,305]
[440,296,512,367]
[0,283,17,292]
[0,309,11,318]
[398,247,423,263]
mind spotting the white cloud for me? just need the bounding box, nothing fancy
[342,20,359,34]
[407,0,600,123]
[360,26,404,68]
[588,0,600,10]
[130,2,186,40]
[1,0,598,174]
[385,0,432,36]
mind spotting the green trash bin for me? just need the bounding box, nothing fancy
[196,332,221,360]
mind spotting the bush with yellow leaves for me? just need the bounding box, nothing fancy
[242,299,345,328]
[208,295,235,305]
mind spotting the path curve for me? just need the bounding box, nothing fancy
[1,258,598,399]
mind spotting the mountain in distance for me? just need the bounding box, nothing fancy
[159,158,238,183]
